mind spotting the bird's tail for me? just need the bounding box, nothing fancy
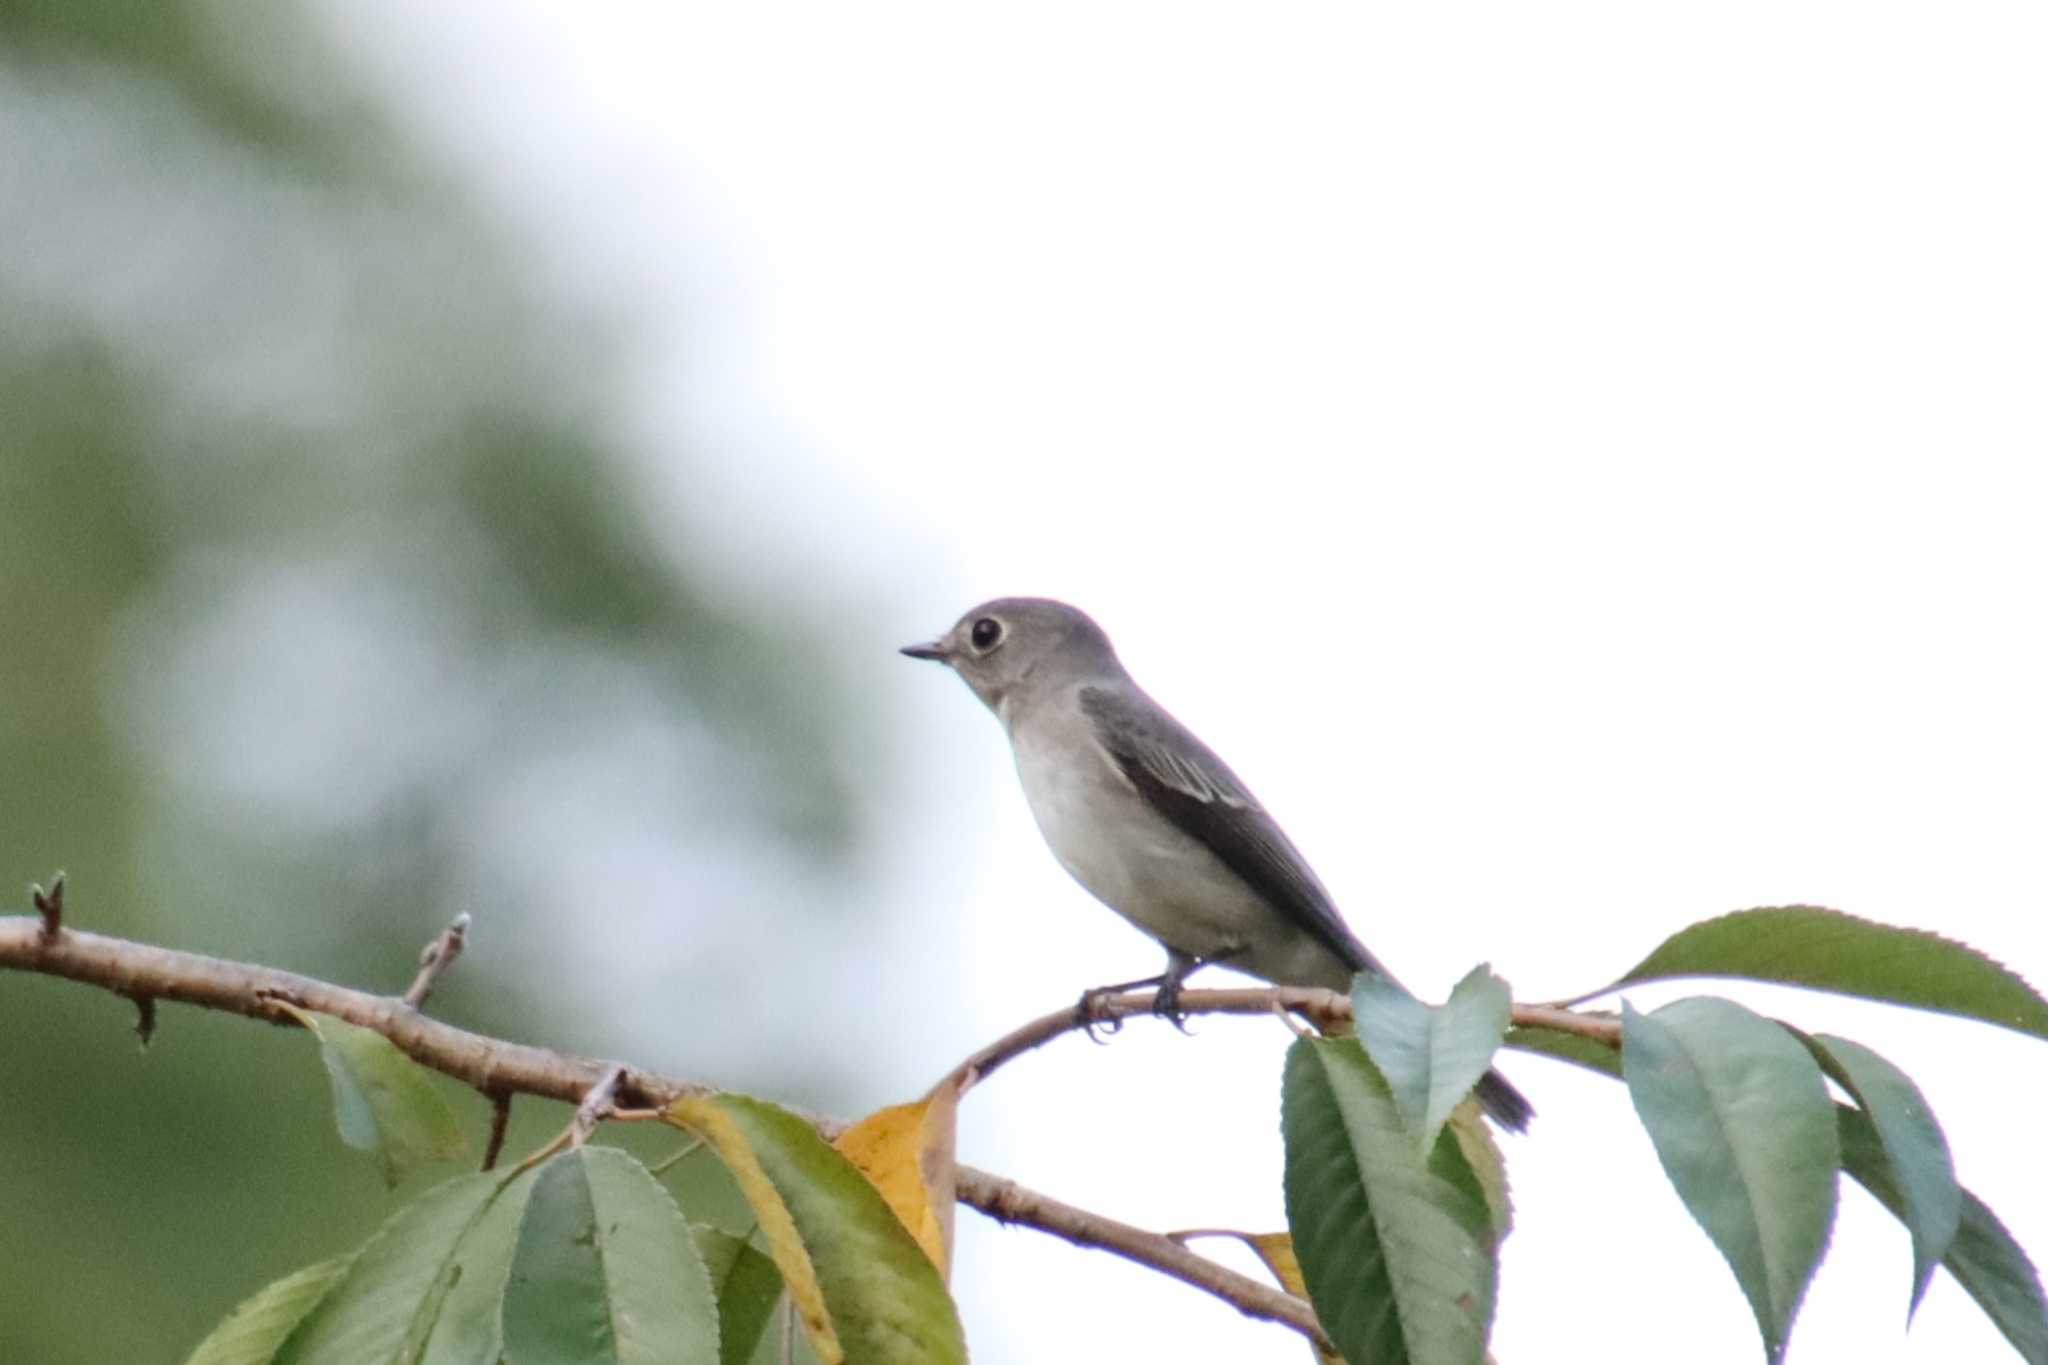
[1475,1067,1534,1132]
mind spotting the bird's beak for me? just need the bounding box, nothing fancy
[899,639,950,662]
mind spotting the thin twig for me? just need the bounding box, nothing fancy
[1166,1227,1250,1245]
[504,1127,574,1180]
[403,913,470,1009]
[572,1065,627,1146]
[1510,1003,1622,1048]
[1273,996,1313,1039]
[481,1091,512,1172]
[31,872,64,942]
[648,1136,706,1177]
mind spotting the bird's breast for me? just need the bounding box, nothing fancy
[1008,710,1274,957]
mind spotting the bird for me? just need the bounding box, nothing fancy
[901,596,1532,1130]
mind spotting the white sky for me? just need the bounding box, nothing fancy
[325,5,2047,1361]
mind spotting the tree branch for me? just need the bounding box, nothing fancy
[954,980,1618,1088]
[953,983,1352,1086]
[0,915,1333,1347]
[0,917,671,1108]
[958,1164,1332,1349]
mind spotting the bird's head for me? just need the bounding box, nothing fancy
[900,596,1117,715]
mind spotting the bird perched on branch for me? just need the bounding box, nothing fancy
[902,596,1531,1131]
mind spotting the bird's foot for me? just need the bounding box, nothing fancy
[1076,949,1230,1038]
[1074,987,1125,1042]
[1152,975,1192,1031]
[1151,946,1240,1032]
[1075,970,1174,1041]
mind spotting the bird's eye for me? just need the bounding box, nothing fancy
[970,617,1003,650]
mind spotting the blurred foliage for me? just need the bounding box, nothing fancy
[0,3,869,1360]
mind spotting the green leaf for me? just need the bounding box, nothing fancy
[502,1147,719,1365]
[1622,998,1838,1365]
[1609,907,2048,1041]
[1352,966,1513,1153]
[1839,1107,2048,1365]
[669,1093,967,1365]
[273,1168,537,1365]
[695,1227,784,1365]
[184,1258,351,1365]
[414,1163,541,1365]
[279,1003,467,1184]
[1804,1033,1960,1311]
[1502,1021,1622,1079]
[1281,1035,1496,1365]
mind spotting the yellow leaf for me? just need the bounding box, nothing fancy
[1181,1231,1344,1365]
[1243,1231,1313,1300]
[833,1073,965,1278]
[1449,1102,1515,1245]
[666,1096,844,1365]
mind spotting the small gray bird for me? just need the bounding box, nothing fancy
[902,596,1531,1130]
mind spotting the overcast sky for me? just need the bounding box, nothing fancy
[324,5,2048,1360]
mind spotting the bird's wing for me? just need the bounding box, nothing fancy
[1077,683,1390,982]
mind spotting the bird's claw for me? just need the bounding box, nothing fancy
[1074,989,1125,1042]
